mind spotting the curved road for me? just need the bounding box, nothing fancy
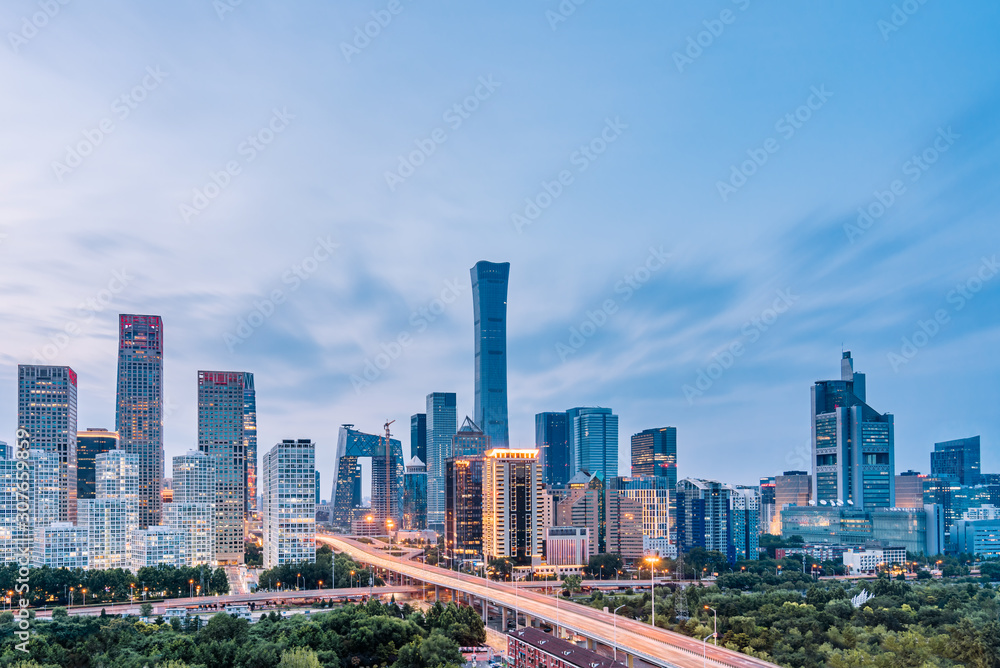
[319,535,781,668]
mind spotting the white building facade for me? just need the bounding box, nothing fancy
[262,439,316,569]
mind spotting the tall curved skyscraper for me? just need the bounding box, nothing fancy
[471,261,510,449]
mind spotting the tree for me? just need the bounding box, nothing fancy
[278,647,322,668]
[211,567,230,594]
[140,602,153,617]
[245,542,263,567]
[562,574,583,596]
[487,558,512,580]
[51,607,68,619]
[584,554,623,580]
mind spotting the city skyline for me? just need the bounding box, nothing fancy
[1,3,998,491]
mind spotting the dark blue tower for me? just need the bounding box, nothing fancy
[471,261,510,449]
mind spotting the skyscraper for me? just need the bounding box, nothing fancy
[76,428,118,502]
[330,425,403,531]
[242,372,258,519]
[631,427,677,481]
[612,476,672,542]
[166,450,216,566]
[197,370,248,565]
[18,365,78,523]
[452,416,489,458]
[426,392,457,532]
[471,261,510,449]
[445,455,484,564]
[262,439,316,569]
[483,449,541,566]
[567,407,619,481]
[115,314,164,528]
[931,436,981,485]
[535,412,570,486]
[402,457,427,530]
[410,413,427,463]
[811,352,895,509]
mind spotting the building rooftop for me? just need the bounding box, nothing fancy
[509,627,625,668]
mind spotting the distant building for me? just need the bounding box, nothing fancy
[0,459,20,563]
[811,352,895,509]
[931,436,981,486]
[642,536,677,559]
[0,441,7,460]
[18,365,78,523]
[483,449,542,566]
[315,470,321,505]
[445,455,483,564]
[759,476,777,535]
[402,457,427,530]
[843,545,906,574]
[425,393,457,532]
[772,471,811,532]
[453,417,489,458]
[78,498,129,570]
[471,260,511,449]
[76,429,118,502]
[567,407,618,482]
[410,413,427,463]
[30,449,61,536]
[552,471,602,556]
[262,439,316,569]
[330,425,403,532]
[508,627,625,668]
[130,526,186,570]
[605,493,643,564]
[729,485,761,562]
[781,504,943,556]
[675,478,730,556]
[612,476,672,542]
[894,470,926,509]
[545,527,589,566]
[535,412,570,486]
[33,522,88,569]
[952,508,1000,558]
[630,427,677,483]
[165,450,217,567]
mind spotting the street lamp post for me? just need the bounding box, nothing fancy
[69,587,73,608]
[644,556,659,628]
[189,580,194,598]
[702,633,714,668]
[704,606,717,645]
[613,604,626,662]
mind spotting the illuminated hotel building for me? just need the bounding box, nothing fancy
[483,448,542,566]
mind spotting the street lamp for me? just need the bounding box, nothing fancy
[704,606,717,646]
[189,580,194,598]
[297,573,303,591]
[644,556,660,628]
[613,604,626,661]
[702,633,714,668]
[69,587,74,608]
[81,588,87,607]
[350,570,355,589]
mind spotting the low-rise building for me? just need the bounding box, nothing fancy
[842,545,906,574]
[642,536,677,559]
[545,526,589,566]
[508,627,624,668]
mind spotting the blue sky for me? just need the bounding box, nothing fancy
[1,1,999,492]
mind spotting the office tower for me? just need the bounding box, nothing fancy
[535,412,570,486]
[553,471,601,556]
[31,449,60,532]
[759,476,777,535]
[612,476,672,542]
[0,441,7,459]
[79,498,128,570]
[262,439,316,569]
[18,365,78,523]
[76,428,118,501]
[426,392,457,532]
[774,471,812,510]
[631,427,678,481]
[483,449,542,566]
[403,457,427,530]
[32,522,88,569]
[675,478,730,556]
[471,261,510,449]
[369,427,404,528]
[166,450,217,566]
[811,351,895,509]
[605,494,643,564]
[567,407,619,481]
[130,526,186,570]
[895,470,926,509]
[453,416,489,458]
[242,373,258,518]
[931,436,981,486]
[197,370,249,565]
[116,314,164,528]
[410,413,427,463]
[728,486,761,562]
[445,455,484,564]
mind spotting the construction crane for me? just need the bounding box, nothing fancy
[383,419,395,533]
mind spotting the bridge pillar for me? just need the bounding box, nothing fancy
[501,607,508,630]
[625,653,633,668]
[434,585,439,602]
[586,638,595,650]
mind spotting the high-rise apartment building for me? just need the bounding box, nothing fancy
[931,436,981,486]
[96,449,140,562]
[426,392,457,532]
[166,450,217,566]
[606,494,643,564]
[115,314,164,528]
[0,458,23,563]
[18,365,78,523]
[535,412,570,486]
[445,455,484,564]
[242,373,258,518]
[483,449,542,566]
[675,478,730,557]
[78,498,129,570]
[471,261,510,449]
[262,439,316,569]
[811,352,895,509]
[76,428,118,502]
[130,526,186,570]
[567,407,618,481]
[612,476,672,541]
[33,522,88,569]
[553,471,602,556]
[728,485,761,562]
[403,457,427,530]
[197,370,249,565]
[31,449,61,534]
[410,413,427,463]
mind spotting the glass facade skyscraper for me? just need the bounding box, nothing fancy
[567,407,618,481]
[931,436,980,486]
[811,352,895,509]
[471,261,510,449]
[630,427,677,481]
[410,413,427,463]
[535,412,570,486]
[116,314,164,529]
[76,428,118,502]
[330,425,404,531]
[425,392,457,532]
[403,457,427,530]
[18,365,78,523]
[197,370,248,565]
[242,373,258,518]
